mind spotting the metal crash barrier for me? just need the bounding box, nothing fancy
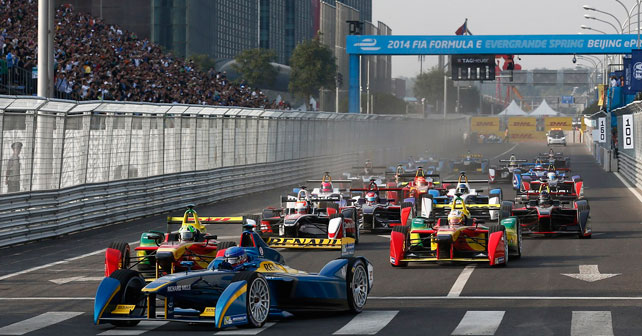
[0,96,468,247]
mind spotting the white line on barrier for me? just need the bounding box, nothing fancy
[448,265,475,297]
[613,172,642,204]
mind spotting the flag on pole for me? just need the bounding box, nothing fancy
[455,18,472,35]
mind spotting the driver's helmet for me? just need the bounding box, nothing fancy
[321,182,333,193]
[546,172,556,181]
[179,225,197,241]
[224,246,248,268]
[448,210,465,225]
[456,183,469,195]
[365,191,377,205]
[539,191,551,206]
[295,200,308,214]
[416,176,428,188]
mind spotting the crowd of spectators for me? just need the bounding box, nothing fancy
[0,0,288,109]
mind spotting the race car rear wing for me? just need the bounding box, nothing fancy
[266,237,346,249]
[397,172,440,178]
[280,196,342,203]
[307,179,353,184]
[443,179,489,184]
[432,203,501,210]
[350,187,404,192]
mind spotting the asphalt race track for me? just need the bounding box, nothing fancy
[1,141,641,336]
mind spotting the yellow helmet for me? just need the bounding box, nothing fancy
[448,210,465,225]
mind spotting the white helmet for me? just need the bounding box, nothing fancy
[547,172,556,181]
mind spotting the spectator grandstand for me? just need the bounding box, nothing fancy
[0,1,287,108]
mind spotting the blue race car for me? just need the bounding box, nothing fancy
[94,222,373,330]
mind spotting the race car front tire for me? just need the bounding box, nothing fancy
[346,258,369,313]
[108,241,131,271]
[233,272,270,328]
[108,269,146,327]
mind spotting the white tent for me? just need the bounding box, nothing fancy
[497,100,528,116]
[529,99,561,116]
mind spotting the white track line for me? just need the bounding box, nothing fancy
[613,172,642,204]
[0,240,139,281]
[571,311,613,336]
[0,297,94,300]
[5,295,642,301]
[215,322,276,335]
[491,143,519,160]
[333,310,398,335]
[0,311,83,335]
[451,311,505,335]
[447,265,475,297]
[369,296,642,300]
[98,321,169,335]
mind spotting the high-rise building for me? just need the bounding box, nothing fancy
[151,0,315,64]
[320,0,372,23]
[152,0,257,60]
[318,0,391,112]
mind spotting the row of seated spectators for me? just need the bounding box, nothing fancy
[0,0,288,109]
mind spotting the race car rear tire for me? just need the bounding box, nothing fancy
[108,241,131,270]
[511,221,522,259]
[233,272,270,328]
[108,269,146,327]
[391,226,409,267]
[499,201,514,221]
[346,258,369,313]
[341,208,360,244]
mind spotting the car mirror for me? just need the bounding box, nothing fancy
[204,234,217,241]
[147,233,162,246]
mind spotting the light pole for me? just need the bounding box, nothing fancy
[580,26,608,83]
[580,24,608,34]
[584,5,624,32]
[584,14,621,33]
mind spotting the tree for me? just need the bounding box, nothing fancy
[232,48,277,87]
[372,93,406,115]
[414,67,455,113]
[289,37,337,107]
[187,54,216,72]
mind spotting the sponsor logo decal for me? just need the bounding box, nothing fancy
[267,237,340,247]
[200,307,216,317]
[511,122,534,127]
[354,38,381,51]
[475,121,496,126]
[635,62,642,80]
[167,284,191,292]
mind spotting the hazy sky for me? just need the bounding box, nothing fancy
[372,0,638,78]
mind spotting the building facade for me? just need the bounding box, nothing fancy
[318,0,391,112]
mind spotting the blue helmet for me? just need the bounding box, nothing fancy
[224,246,247,267]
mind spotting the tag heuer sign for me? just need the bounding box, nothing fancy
[451,55,496,81]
